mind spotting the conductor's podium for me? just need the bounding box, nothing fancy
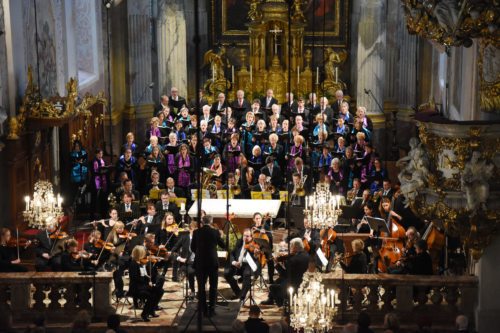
[188,199,282,233]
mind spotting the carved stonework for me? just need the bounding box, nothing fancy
[478,38,500,113]
[406,119,500,260]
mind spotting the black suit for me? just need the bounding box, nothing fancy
[230,99,251,112]
[210,101,230,115]
[260,165,283,189]
[270,250,310,306]
[0,245,28,272]
[409,251,433,275]
[191,225,226,311]
[117,202,141,223]
[224,238,260,301]
[155,200,181,222]
[171,233,195,292]
[340,252,368,274]
[169,96,187,112]
[318,106,335,125]
[35,230,65,271]
[129,260,164,318]
[136,214,162,237]
[188,97,208,111]
[331,99,347,116]
[260,96,278,110]
[281,101,298,116]
[299,228,321,255]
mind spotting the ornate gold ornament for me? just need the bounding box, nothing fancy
[478,38,500,113]
[401,0,499,48]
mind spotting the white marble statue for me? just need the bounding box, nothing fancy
[396,137,429,207]
[461,151,494,212]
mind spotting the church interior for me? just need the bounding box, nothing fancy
[0,0,499,332]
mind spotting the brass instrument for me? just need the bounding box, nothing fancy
[372,189,382,203]
[232,172,241,196]
[294,175,307,197]
[265,176,276,194]
[346,188,356,203]
[202,167,218,196]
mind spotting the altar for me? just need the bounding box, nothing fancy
[188,199,282,232]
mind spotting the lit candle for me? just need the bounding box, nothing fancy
[289,287,293,308]
[297,66,300,85]
[335,67,338,83]
[316,67,319,84]
[24,196,30,211]
[57,195,63,208]
[336,195,340,209]
[231,65,235,83]
[180,202,186,212]
[294,295,297,314]
[212,64,215,82]
[330,289,335,308]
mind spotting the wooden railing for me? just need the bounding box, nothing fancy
[323,272,478,325]
[0,272,114,322]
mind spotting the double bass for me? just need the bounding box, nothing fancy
[377,199,405,273]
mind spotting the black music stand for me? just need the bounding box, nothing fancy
[366,217,390,235]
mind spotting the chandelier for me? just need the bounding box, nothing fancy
[290,272,337,332]
[23,181,64,229]
[401,0,499,47]
[304,183,343,229]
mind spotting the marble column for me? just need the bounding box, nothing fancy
[156,0,187,98]
[126,0,154,142]
[397,22,417,111]
[349,0,361,99]
[384,0,399,106]
[0,0,9,132]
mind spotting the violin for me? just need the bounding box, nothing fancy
[50,231,69,239]
[165,223,186,236]
[71,250,91,260]
[6,238,37,249]
[118,230,137,239]
[244,240,266,266]
[93,239,115,250]
[139,255,166,265]
[251,226,270,243]
[149,245,170,258]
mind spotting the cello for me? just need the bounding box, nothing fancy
[377,198,405,273]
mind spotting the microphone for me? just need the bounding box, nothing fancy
[0,31,4,36]
[363,88,370,95]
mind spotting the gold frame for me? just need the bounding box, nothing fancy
[304,0,342,38]
[478,38,500,113]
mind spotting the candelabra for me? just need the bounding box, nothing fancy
[303,183,343,229]
[289,272,337,332]
[23,181,64,229]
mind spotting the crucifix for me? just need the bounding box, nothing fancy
[269,25,283,56]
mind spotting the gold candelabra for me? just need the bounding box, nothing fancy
[23,181,64,229]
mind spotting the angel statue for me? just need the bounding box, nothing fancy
[461,151,494,213]
[204,46,228,82]
[396,137,430,207]
[324,48,347,83]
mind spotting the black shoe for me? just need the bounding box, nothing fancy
[149,313,160,318]
[260,298,274,305]
[154,305,163,311]
[114,290,124,298]
[141,314,150,322]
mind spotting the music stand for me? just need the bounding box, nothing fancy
[253,238,271,290]
[365,217,390,235]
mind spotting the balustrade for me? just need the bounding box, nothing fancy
[0,272,114,322]
[323,272,478,325]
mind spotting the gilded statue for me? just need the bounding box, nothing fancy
[292,0,305,22]
[461,151,494,213]
[247,0,262,21]
[65,77,78,115]
[204,46,229,81]
[7,116,20,140]
[324,48,347,83]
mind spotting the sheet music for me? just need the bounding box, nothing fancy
[245,252,258,272]
[316,248,329,267]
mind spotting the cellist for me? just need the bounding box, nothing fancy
[376,197,406,273]
[299,217,320,257]
[318,227,341,272]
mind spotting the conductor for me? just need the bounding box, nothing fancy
[191,215,226,317]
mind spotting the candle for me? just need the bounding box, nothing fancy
[297,66,300,85]
[57,195,63,208]
[335,67,338,83]
[316,67,319,84]
[231,65,234,83]
[330,289,335,308]
[180,202,186,212]
[212,64,215,82]
[289,287,293,308]
[24,196,30,211]
[294,295,297,314]
[275,40,278,54]
[250,65,253,83]
[336,195,340,209]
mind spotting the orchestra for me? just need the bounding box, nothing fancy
[4,90,448,324]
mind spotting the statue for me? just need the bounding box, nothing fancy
[204,46,229,81]
[461,151,494,212]
[292,0,305,22]
[247,0,262,21]
[7,116,20,140]
[396,137,430,207]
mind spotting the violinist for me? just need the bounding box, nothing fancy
[61,239,89,272]
[299,217,320,256]
[171,222,198,297]
[339,239,367,274]
[155,212,180,281]
[0,228,28,272]
[224,228,261,304]
[143,233,167,291]
[128,246,164,321]
[262,237,309,306]
[318,227,341,272]
[108,221,132,298]
[35,220,67,272]
[389,226,420,274]
[407,239,433,275]
[83,230,106,267]
[251,212,274,284]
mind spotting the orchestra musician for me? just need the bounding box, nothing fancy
[117,193,141,224]
[299,217,320,256]
[155,190,180,222]
[83,229,106,268]
[0,228,29,272]
[107,221,134,298]
[143,233,168,291]
[262,237,309,306]
[339,239,368,274]
[128,245,164,321]
[191,215,226,317]
[133,202,161,237]
[35,220,68,272]
[60,239,90,272]
[155,212,181,281]
[171,221,198,297]
[252,212,274,283]
[224,228,262,304]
